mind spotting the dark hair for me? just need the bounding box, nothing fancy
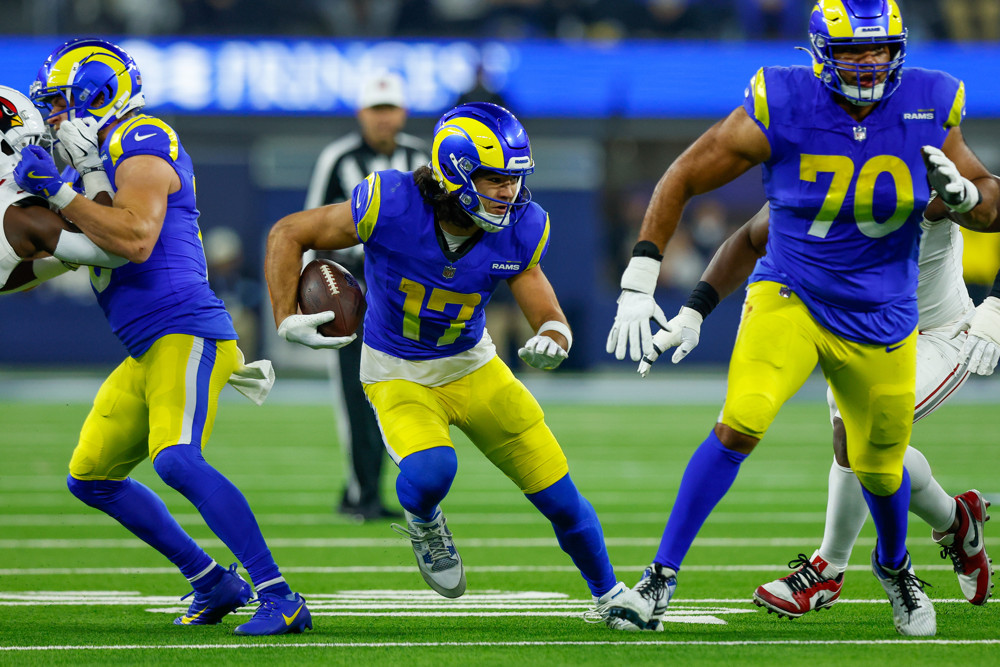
[413,165,475,229]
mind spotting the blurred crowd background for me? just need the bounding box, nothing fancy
[4,0,1000,372]
[14,0,1000,41]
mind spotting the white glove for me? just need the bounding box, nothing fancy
[277,312,357,349]
[637,307,703,377]
[606,256,668,361]
[56,117,103,174]
[922,145,981,213]
[518,334,568,370]
[950,296,1000,376]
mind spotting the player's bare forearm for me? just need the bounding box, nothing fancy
[638,108,769,252]
[264,203,359,326]
[940,129,1000,231]
[702,203,769,300]
[950,175,1000,232]
[509,267,569,348]
[265,216,309,328]
[59,155,171,262]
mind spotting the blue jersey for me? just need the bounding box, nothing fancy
[743,66,965,344]
[351,170,550,360]
[90,114,236,357]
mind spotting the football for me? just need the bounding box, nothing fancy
[297,259,366,337]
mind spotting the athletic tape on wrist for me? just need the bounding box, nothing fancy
[947,179,981,214]
[620,256,661,294]
[49,182,77,210]
[537,320,572,351]
[81,169,113,201]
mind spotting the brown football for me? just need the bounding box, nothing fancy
[297,259,366,337]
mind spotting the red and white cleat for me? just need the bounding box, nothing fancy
[933,489,994,605]
[753,551,844,618]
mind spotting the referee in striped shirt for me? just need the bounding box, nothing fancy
[304,71,430,522]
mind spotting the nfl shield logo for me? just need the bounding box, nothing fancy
[443,265,456,279]
[853,126,867,141]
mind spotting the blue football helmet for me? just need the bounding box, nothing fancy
[29,38,145,131]
[808,0,906,105]
[431,102,534,233]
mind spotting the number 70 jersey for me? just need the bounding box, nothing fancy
[744,65,965,345]
[350,169,551,361]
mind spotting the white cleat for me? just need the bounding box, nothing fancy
[605,564,676,632]
[871,549,936,636]
[392,509,466,598]
[584,581,662,630]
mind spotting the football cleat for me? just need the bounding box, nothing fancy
[583,581,662,631]
[174,563,252,626]
[933,489,993,605]
[392,509,466,598]
[753,551,844,618]
[234,592,312,636]
[606,564,677,632]
[871,549,936,637]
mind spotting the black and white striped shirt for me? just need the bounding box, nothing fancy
[304,131,430,210]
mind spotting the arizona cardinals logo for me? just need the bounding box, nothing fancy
[0,97,23,133]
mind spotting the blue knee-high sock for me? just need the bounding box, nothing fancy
[67,476,222,592]
[153,445,291,597]
[526,474,617,597]
[396,446,457,521]
[655,430,748,571]
[861,467,911,570]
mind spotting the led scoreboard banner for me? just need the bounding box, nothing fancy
[6,37,998,117]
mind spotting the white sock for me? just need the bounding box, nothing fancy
[904,446,957,533]
[817,458,868,571]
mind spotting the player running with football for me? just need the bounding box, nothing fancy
[641,194,997,617]
[265,102,631,627]
[0,85,126,292]
[14,39,310,636]
[603,0,997,636]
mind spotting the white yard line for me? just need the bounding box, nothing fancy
[0,563,965,576]
[3,639,1000,651]
[0,536,876,549]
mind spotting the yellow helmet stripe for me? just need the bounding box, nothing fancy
[526,214,550,270]
[818,0,854,38]
[886,0,904,35]
[438,117,505,171]
[49,47,132,118]
[356,173,382,242]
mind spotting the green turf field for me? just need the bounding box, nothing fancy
[1,392,998,665]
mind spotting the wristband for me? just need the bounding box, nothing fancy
[81,169,114,201]
[537,320,573,351]
[620,255,661,294]
[631,240,664,262]
[48,182,78,210]
[948,180,982,214]
[684,281,720,319]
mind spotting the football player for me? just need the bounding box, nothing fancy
[14,39,308,636]
[265,102,631,627]
[640,193,998,616]
[0,85,125,293]
[604,0,998,636]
